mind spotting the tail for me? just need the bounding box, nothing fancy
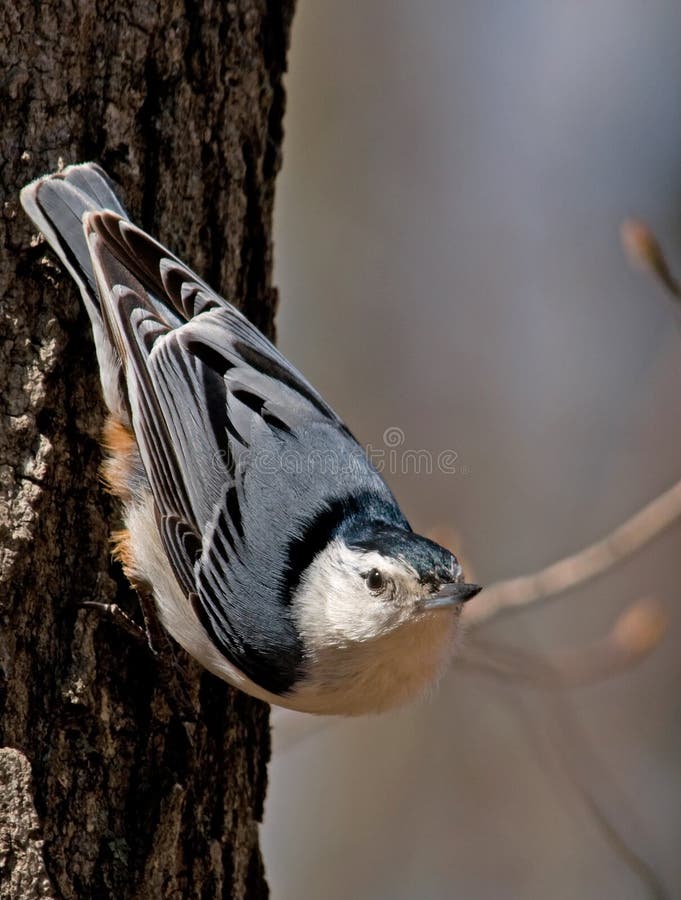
[20,163,129,324]
[21,163,131,419]
[21,162,229,419]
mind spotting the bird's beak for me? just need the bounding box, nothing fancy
[423,582,482,610]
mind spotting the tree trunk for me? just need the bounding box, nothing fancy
[0,2,295,897]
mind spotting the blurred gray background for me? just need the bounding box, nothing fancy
[262,2,681,898]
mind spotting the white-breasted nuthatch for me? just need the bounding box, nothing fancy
[20,163,480,715]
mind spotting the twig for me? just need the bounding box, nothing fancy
[458,597,667,687]
[621,219,681,301]
[503,681,670,900]
[463,478,681,626]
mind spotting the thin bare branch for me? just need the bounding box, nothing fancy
[458,598,667,687]
[464,478,681,626]
[505,684,670,900]
[621,218,681,301]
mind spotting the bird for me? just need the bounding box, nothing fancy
[20,163,481,715]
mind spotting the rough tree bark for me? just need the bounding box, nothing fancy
[0,2,295,897]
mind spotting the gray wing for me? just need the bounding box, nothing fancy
[86,212,405,694]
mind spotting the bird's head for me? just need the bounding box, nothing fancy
[289,522,481,714]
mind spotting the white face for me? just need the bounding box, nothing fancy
[292,538,429,645]
[288,538,463,715]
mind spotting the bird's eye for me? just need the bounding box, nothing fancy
[365,568,385,592]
